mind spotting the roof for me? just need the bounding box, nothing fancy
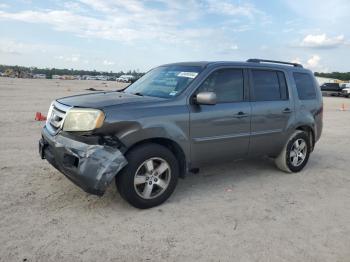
[161,59,309,72]
[161,61,211,68]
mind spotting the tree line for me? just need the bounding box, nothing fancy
[1,64,350,81]
[0,64,145,79]
[314,72,350,81]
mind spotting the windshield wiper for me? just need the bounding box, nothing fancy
[132,92,144,96]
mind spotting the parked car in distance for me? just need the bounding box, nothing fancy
[116,75,135,83]
[39,59,323,208]
[340,83,350,98]
[320,82,344,96]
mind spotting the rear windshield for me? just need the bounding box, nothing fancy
[293,73,316,100]
[124,65,202,98]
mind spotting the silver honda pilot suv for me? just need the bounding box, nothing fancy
[39,59,323,208]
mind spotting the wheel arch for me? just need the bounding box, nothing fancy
[295,125,315,151]
[125,137,187,178]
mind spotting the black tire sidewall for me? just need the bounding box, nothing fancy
[116,144,179,209]
[285,132,310,172]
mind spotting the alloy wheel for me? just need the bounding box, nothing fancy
[289,138,307,167]
[133,157,171,199]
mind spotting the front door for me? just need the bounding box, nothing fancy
[189,68,251,165]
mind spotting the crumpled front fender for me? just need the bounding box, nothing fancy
[41,128,128,195]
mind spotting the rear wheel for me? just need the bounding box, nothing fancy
[116,144,179,209]
[275,130,311,173]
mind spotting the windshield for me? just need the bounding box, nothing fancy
[124,65,202,98]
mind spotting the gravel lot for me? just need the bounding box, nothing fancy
[0,77,349,262]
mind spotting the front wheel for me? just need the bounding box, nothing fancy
[116,144,179,209]
[275,130,311,173]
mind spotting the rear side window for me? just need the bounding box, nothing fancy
[293,73,316,100]
[251,70,289,101]
[197,69,244,103]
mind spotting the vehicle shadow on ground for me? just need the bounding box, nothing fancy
[105,157,289,209]
[38,155,318,212]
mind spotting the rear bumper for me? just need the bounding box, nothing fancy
[39,127,127,196]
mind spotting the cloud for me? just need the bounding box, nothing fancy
[285,0,350,23]
[103,60,115,66]
[0,38,54,55]
[300,34,346,49]
[306,55,328,72]
[0,9,143,42]
[291,57,302,64]
[0,40,22,55]
[0,0,268,46]
[55,54,81,62]
[292,55,328,72]
[0,3,9,9]
[206,0,264,19]
[62,1,88,13]
[218,43,239,54]
[306,55,320,67]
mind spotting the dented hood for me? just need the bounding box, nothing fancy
[57,91,164,109]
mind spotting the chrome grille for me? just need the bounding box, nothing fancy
[46,101,71,135]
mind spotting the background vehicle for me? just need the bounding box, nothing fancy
[320,83,344,96]
[340,83,350,97]
[116,74,135,83]
[39,59,323,208]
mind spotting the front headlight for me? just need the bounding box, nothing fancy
[63,108,105,132]
[46,101,54,126]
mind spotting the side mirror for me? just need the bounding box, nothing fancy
[195,92,217,105]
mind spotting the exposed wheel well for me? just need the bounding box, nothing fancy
[296,125,315,151]
[125,138,187,178]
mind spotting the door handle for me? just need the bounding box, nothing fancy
[233,111,249,118]
[282,108,292,114]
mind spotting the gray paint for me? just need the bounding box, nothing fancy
[40,60,323,195]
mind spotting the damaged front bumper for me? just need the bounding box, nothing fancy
[39,127,127,196]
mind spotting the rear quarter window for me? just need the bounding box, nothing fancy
[293,73,316,100]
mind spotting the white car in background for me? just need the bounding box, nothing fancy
[341,83,350,97]
[116,75,134,83]
[96,75,108,81]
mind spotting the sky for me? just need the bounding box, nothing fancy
[0,0,349,72]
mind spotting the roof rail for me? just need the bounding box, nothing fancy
[247,58,303,68]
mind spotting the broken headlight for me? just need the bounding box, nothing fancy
[63,108,105,132]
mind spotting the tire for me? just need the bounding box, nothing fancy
[275,130,311,173]
[116,143,179,209]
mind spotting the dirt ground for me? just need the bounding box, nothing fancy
[0,77,349,262]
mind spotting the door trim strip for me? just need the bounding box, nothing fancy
[193,132,250,143]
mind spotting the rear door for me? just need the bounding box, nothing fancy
[249,69,293,156]
[189,68,251,165]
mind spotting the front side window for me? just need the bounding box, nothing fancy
[197,69,244,103]
[124,65,202,98]
[293,73,316,100]
[252,70,288,101]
